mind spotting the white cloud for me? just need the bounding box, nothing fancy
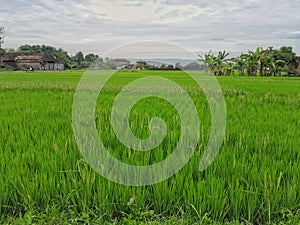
[85,0,211,24]
[0,0,299,56]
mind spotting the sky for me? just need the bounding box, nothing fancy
[1,0,300,58]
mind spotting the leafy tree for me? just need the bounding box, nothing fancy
[216,50,229,76]
[0,47,5,57]
[17,44,72,68]
[159,64,167,70]
[0,47,5,69]
[166,64,174,70]
[198,51,218,75]
[0,27,5,48]
[275,46,296,75]
[41,45,57,55]
[55,48,71,68]
[32,45,43,54]
[224,61,234,76]
[85,53,99,62]
[257,46,295,76]
[81,60,92,68]
[18,44,34,53]
[137,60,148,70]
[5,48,15,53]
[279,46,296,63]
[18,44,46,54]
[199,46,297,76]
[175,62,183,70]
[69,62,78,71]
[235,55,247,76]
[74,51,85,67]
[244,47,262,76]
[104,57,117,69]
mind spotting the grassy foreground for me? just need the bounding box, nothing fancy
[0,70,299,224]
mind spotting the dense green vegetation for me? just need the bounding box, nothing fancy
[199,46,297,76]
[0,71,299,224]
[1,44,127,70]
[1,43,298,75]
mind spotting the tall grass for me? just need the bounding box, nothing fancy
[0,71,299,224]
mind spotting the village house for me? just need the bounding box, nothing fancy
[1,53,64,70]
[288,56,300,76]
[124,63,138,70]
[113,58,131,70]
[0,53,19,68]
[184,62,204,71]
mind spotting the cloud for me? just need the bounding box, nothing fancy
[0,0,299,56]
[285,31,300,39]
[83,0,211,24]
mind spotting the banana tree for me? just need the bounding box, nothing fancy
[235,55,246,76]
[260,47,287,76]
[224,61,234,76]
[216,50,229,76]
[198,51,218,75]
[269,59,286,76]
[243,47,262,76]
[259,47,274,76]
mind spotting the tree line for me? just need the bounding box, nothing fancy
[0,44,108,70]
[136,60,184,70]
[0,25,298,75]
[198,46,297,76]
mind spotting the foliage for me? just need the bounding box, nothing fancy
[198,50,218,74]
[0,26,5,48]
[16,44,71,67]
[198,50,230,76]
[175,62,183,70]
[14,45,108,69]
[0,47,5,56]
[136,60,189,71]
[3,48,16,53]
[85,53,99,62]
[199,46,297,76]
[73,51,84,67]
[137,60,150,70]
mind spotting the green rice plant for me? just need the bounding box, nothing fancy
[0,71,299,224]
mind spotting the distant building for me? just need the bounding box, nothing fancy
[184,62,203,71]
[15,55,44,70]
[1,53,19,68]
[1,53,64,71]
[288,56,300,76]
[113,58,131,70]
[124,63,137,70]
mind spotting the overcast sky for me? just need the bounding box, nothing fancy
[1,0,299,58]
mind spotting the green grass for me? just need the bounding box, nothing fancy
[0,70,299,224]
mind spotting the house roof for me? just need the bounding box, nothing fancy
[113,58,131,66]
[1,53,64,64]
[15,55,44,61]
[2,53,20,61]
[44,54,57,62]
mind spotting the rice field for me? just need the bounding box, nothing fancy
[0,70,299,224]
